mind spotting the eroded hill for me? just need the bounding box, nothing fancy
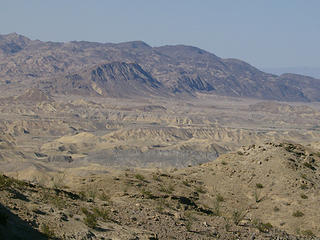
[1,142,319,239]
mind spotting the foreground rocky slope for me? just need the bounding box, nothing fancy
[1,142,320,239]
[1,33,320,101]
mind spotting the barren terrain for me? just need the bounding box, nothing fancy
[1,33,320,239]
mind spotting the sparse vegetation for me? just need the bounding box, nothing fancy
[140,188,153,199]
[156,199,165,213]
[216,193,224,202]
[52,172,66,189]
[273,206,280,212]
[300,193,308,199]
[182,180,190,187]
[253,219,273,233]
[232,209,247,225]
[303,162,316,170]
[41,223,55,238]
[0,174,26,190]
[159,183,175,194]
[254,190,264,203]
[300,184,308,190]
[255,183,264,189]
[152,174,161,182]
[81,207,98,229]
[292,210,304,217]
[223,217,232,232]
[301,229,315,237]
[184,211,196,232]
[87,186,98,201]
[195,185,206,194]
[135,174,145,181]
[92,207,110,221]
[212,199,221,216]
[99,190,111,203]
[314,152,320,158]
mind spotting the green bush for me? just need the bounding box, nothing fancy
[256,183,264,189]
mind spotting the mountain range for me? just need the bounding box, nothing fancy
[1,32,320,101]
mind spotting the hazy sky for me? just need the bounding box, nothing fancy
[1,0,319,69]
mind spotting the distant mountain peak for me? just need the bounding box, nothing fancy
[0,32,31,54]
[0,33,320,102]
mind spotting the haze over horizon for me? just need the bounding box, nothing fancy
[1,0,320,76]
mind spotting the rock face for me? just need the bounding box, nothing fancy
[0,33,320,101]
[49,62,167,98]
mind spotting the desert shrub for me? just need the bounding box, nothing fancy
[300,193,308,199]
[52,172,66,189]
[41,224,55,238]
[314,152,320,157]
[195,185,206,194]
[184,211,196,232]
[223,217,231,232]
[156,204,164,213]
[254,190,264,203]
[256,183,264,189]
[99,190,111,203]
[92,207,110,221]
[216,193,224,202]
[273,206,280,212]
[212,200,221,216]
[232,209,246,225]
[78,191,87,201]
[292,210,304,217]
[301,230,315,237]
[159,183,174,194]
[87,186,98,201]
[135,174,145,181]
[152,174,161,182]
[51,195,66,209]
[81,207,97,228]
[253,219,273,233]
[221,161,227,165]
[0,174,25,190]
[303,162,316,170]
[300,184,308,190]
[182,180,190,187]
[140,188,153,199]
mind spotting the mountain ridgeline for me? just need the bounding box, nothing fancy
[1,33,320,101]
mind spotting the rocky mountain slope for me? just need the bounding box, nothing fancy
[1,142,320,239]
[46,62,168,98]
[1,33,320,101]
